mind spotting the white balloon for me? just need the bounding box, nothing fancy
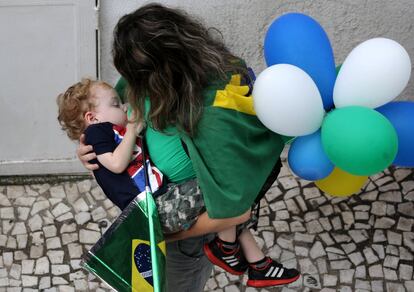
[253,64,325,136]
[334,38,411,108]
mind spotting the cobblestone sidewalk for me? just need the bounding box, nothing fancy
[0,161,413,291]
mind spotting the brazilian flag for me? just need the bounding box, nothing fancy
[81,191,166,291]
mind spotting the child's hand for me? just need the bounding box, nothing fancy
[126,106,145,135]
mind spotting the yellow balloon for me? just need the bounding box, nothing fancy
[315,167,368,197]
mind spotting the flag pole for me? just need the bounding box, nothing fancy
[141,134,160,292]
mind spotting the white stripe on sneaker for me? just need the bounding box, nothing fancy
[265,266,274,277]
[277,268,284,278]
[222,255,235,260]
[271,267,280,278]
[226,258,238,264]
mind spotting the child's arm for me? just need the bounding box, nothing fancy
[97,119,144,174]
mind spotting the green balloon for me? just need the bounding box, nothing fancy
[321,106,398,176]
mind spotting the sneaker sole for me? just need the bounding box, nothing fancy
[246,274,300,287]
[203,243,246,276]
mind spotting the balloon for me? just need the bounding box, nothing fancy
[321,106,398,176]
[264,13,336,110]
[376,101,414,167]
[334,38,411,108]
[288,130,334,180]
[315,167,368,197]
[253,64,325,136]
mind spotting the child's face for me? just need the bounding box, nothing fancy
[92,85,127,126]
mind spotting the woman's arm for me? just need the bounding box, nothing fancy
[165,209,251,242]
[77,134,99,171]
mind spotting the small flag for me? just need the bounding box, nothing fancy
[82,192,166,291]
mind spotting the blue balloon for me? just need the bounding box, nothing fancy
[288,130,334,180]
[264,13,336,110]
[376,101,414,167]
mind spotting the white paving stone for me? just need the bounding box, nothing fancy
[273,220,289,232]
[29,245,44,259]
[14,196,36,207]
[39,276,51,290]
[7,186,24,199]
[77,180,92,193]
[62,233,78,245]
[56,212,74,222]
[28,214,43,232]
[348,251,364,266]
[383,255,399,269]
[11,222,26,235]
[398,202,414,217]
[0,207,14,219]
[21,275,38,287]
[14,251,27,261]
[368,264,384,278]
[51,265,70,276]
[64,183,79,203]
[372,244,385,258]
[405,281,414,292]
[0,193,11,206]
[47,251,65,264]
[383,267,398,280]
[323,274,337,287]
[46,237,62,250]
[49,185,65,198]
[387,230,403,245]
[9,263,21,280]
[348,230,369,243]
[17,207,30,220]
[52,276,68,285]
[79,229,101,244]
[73,198,89,213]
[309,241,326,259]
[374,217,396,229]
[30,200,50,215]
[21,260,35,274]
[399,264,413,280]
[363,247,380,264]
[75,212,91,225]
[355,265,366,279]
[34,257,50,275]
[371,280,384,292]
[51,202,71,218]
[386,282,405,292]
[371,201,387,216]
[299,258,318,274]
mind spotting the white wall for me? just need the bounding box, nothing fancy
[100,0,414,100]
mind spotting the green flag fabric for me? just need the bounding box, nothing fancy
[81,191,166,291]
[115,66,285,219]
[180,74,285,219]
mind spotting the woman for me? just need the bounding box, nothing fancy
[78,3,297,290]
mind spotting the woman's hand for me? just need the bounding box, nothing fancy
[77,134,99,171]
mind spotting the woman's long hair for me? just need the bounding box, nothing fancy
[113,3,245,137]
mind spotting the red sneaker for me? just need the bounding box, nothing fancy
[247,257,300,287]
[203,237,248,275]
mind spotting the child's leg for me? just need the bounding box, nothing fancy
[217,226,236,242]
[238,229,265,263]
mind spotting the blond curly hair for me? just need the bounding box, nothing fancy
[57,78,111,140]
